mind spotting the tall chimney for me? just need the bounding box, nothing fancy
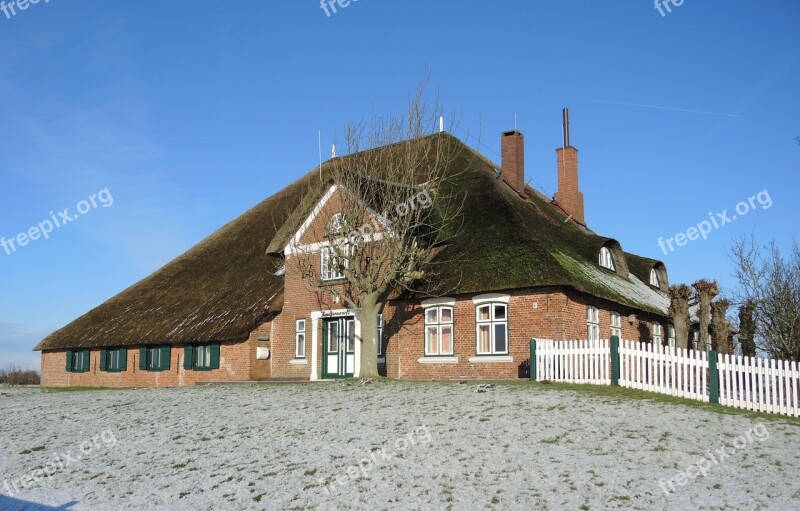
[554,108,585,225]
[501,130,525,194]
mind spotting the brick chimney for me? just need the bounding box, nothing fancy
[554,108,585,225]
[501,130,525,194]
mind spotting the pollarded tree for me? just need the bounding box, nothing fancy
[289,84,467,378]
[668,284,693,349]
[738,299,757,357]
[693,279,720,352]
[710,299,731,355]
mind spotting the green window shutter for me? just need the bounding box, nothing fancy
[66,351,73,372]
[100,349,108,372]
[160,346,171,371]
[119,348,128,372]
[184,345,194,370]
[139,347,148,371]
[210,343,220,370]
[81,350,91,373]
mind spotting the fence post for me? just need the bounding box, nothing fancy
[530,339,537,381]
[610,336,620,386]
[709,349,720,404]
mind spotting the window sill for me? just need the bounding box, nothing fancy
[468,355,513,363]
[417,356,458,364]
[290,359,308,365]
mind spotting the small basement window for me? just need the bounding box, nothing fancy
[140,345,171,372]
[100,347,128,373]
[66,350,90,373]
[599,247,616,271]
[184,343,220,371]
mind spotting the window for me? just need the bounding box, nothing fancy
[295,319,306,358]
[329,213,346,234]
[653,322,663,345]
[599,247,616,271]
[183,343,220,371]
[425,306,454,356]
[139,345,171,372]
[321,245,347,281]
[100,347,127,373]
[650,268,660,287]
[377,314,384,357]
[476,303,508,355]
[66,350,90,373]
[667,325,676,348]
[587,306,600,342]
[610,312,622,340]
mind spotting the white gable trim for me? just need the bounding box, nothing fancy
[285,184,338,256]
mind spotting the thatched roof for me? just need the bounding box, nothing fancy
[36,133,668,351]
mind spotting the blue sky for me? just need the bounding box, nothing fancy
[1,1,798,369]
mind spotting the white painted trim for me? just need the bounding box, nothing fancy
[289,359,308,365]
[472,293,511,305]
[468,355,513,363]
[417,356,459,364]
[288,184,338,252]
[285,233,387,257]
[421,297,457,308]
[310,318,319,380]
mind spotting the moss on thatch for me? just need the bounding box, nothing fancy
[36,133,668,351]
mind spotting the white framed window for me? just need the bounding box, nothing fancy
[295,319,306,358]
[667,325,676,348]
[587,306,600,342]
[653,322,663,345]
[321,245,347,281]
[425,306,454,356]
[610,311,622,340]
[599,247,615,271]
[476,303,508,355]
[377,314,384,357]
[329,213,346,234]
[650,268,660,287]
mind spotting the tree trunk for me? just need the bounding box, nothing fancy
[738,301,757,357]
[673,314,689,350]
[357,298,381,379]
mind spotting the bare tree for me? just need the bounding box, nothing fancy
[693,279,719,352]
[289,84,467,378]
[668,284,692,349]
[710,299,731,355]
[738,299,757,357]
[730,237,800,361]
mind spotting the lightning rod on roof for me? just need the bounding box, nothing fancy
[563,107,570,148]
[331,143,337,158]
[439,116,445,133]
[318,130,322,180]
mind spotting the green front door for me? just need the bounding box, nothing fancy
[322,317,355,378]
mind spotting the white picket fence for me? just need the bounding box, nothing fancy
[619,340,710,402]
[535,339,611,385]
[533,338,800,418]
[718,354,800,416]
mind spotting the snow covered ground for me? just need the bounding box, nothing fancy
[0,381,798,511]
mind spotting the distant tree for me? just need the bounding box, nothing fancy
[290,83,466,378]
[710,299,731,355]
[668,284,693,349]
[730,237,800,361]
[693,279,720,351]
[738,299,757,357]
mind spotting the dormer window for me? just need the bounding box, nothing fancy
[599,247,615,271]
[649,268,660,287]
